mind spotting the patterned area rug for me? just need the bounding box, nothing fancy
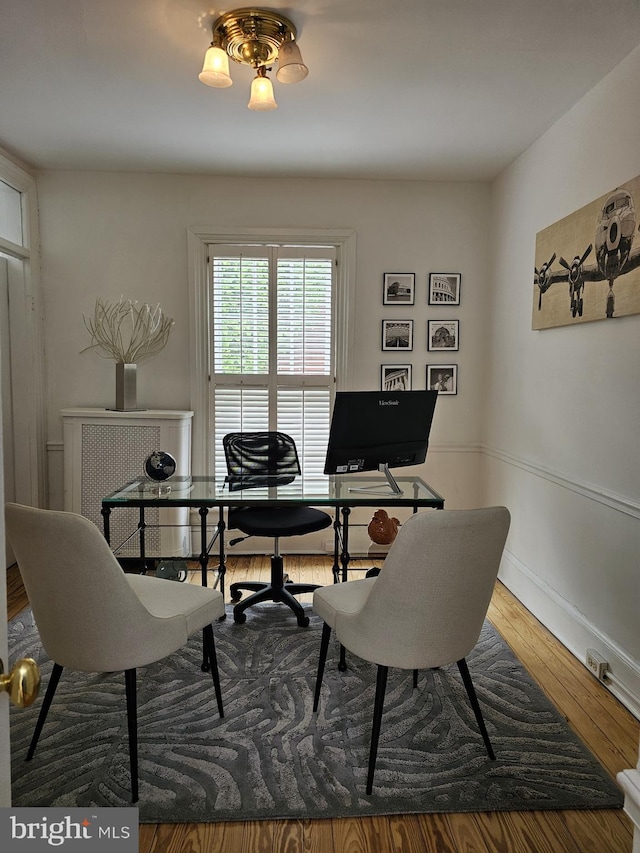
[9,604,622,822]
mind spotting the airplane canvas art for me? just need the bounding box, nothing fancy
[533,173,640,329]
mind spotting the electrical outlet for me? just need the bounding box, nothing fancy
[586,649,608,680]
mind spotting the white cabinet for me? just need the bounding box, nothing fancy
[62,408,193,558]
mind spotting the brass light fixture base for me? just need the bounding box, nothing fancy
[212,8,297,69]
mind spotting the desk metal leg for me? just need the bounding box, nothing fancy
[197,506,228,672]
[340,507,351,582]
[138,506,149,573]
[331,511,342,583]
[199,507,209,588]
[217,507,226,597]
[198,507,211,673]
[198,507,227,597]
[101,505,111,544]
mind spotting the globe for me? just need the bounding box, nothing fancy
[144,450,177,482]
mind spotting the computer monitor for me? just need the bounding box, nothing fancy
[323,390,438,495]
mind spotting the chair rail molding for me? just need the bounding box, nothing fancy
[481,443,640,519]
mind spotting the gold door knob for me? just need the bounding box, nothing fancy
[0,657,41,708]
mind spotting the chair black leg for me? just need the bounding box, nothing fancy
[203,623,224,718]
[229,580,267,602]
[313,622,331,712]
[366,665,388,795]
[26,662,63,761]
[338,644,347,672]
[457,658,495,760]
[125,668,139,803]
[413,669,418,689]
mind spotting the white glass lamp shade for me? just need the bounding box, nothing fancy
[198,45,232,88]
[276,40,308,84]
[248,73,277,111]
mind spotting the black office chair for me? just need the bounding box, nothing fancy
[223,431,332,627]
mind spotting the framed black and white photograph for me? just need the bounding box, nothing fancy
[428,273,461,305]
[381,363,412,391]
[383,273,415,305]
[382,319,413,350]
[427,364,458,395]
[428,320,459,351]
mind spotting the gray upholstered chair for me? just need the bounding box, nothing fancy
[312,506,511,794]
[5,503,225,803]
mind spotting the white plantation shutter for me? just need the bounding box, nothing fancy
[277,256,332,375]
[276,387,331,479]
[212,386,269,480]
[212,251,269,375]
[209,244,335,478]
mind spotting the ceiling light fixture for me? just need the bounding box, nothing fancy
[198,7,308,111]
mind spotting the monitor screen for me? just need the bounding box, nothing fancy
[323,390,437,493]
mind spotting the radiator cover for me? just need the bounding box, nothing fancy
[62,408,193,558]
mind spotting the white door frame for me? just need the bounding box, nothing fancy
[0,151,47,805]
[0,258,15,567]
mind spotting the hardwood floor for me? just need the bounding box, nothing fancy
[7,556,638,852]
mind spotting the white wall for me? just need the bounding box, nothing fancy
[33,43,640,715]
[37,173,490,515]
[486,45,640,714]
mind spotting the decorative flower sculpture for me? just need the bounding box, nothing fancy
[82,297,174,363]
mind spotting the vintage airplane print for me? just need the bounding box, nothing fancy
[533,174,640,329]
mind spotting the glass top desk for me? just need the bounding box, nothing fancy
[101,474,445,592]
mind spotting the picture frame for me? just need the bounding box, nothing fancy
[381,363,412,391]
[427,319,459,351]
[427,364,458,395]
[428,273,461,305]
[383,272,415,305]
[382,319,413,351]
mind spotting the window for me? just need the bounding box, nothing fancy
[0,179,24,246]
[209,244,336,478]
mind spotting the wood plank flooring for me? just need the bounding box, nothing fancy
[7,556,638,853]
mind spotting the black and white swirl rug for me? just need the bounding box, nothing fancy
[9,604,622,822]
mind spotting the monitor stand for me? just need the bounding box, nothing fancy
[348,464,404,496]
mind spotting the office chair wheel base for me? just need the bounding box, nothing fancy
[201,662,210,672]
[338,661,348,672]
[233,611,247,624]
[297,615,310,628]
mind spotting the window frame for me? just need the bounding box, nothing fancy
[187,227,356,477]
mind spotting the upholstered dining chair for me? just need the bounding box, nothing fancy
[223,431,332,627]
[312,506,511,794]
[5,503,225,803]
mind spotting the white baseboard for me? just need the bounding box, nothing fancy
[499,548,640,720]
[617,768,640,852]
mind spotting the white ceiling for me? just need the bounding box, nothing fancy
[2,0,640,181]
